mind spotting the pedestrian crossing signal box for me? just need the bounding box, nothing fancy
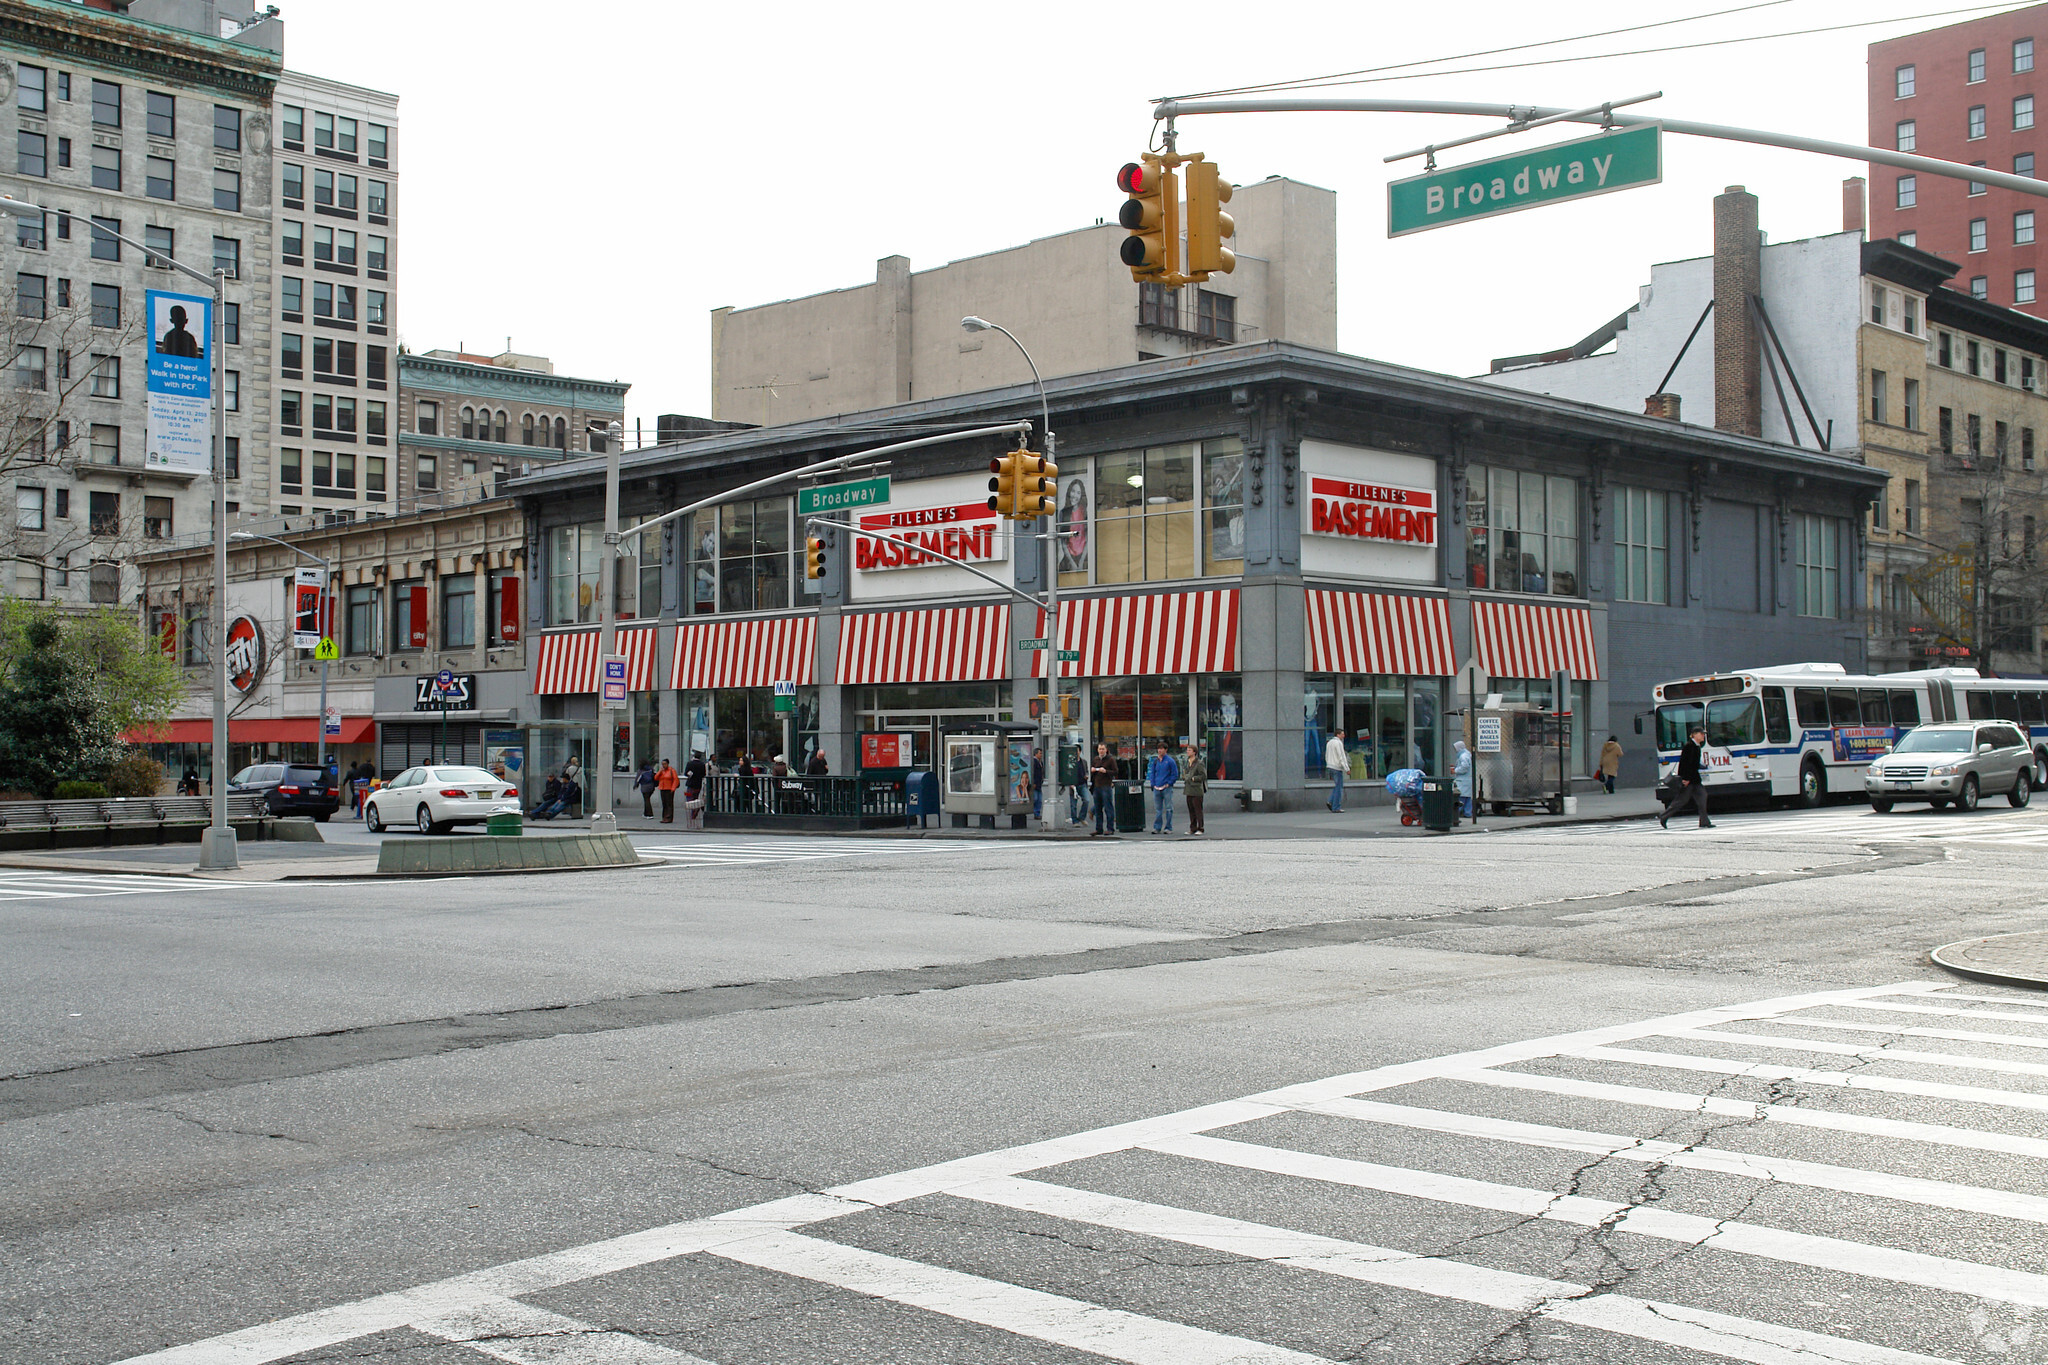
[1028,694,1081,722]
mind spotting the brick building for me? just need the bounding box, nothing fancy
[1868,5,2048,314]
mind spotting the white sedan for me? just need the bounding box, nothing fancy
[364,765,520,835]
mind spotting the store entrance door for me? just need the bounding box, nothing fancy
[860,709,999,771]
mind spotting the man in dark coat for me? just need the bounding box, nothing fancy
[1659,723,1716,829]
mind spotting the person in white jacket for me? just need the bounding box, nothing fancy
[1325,732,1349,812]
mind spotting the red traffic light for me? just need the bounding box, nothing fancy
[1117,161,1148,193]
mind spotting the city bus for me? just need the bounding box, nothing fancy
[1649,664,2048,807]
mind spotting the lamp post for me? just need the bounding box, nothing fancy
[960,316,1064,833]
[589,418,624,830]
[0,196,234,868]
[229,532,332,776]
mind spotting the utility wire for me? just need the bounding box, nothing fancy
[1171,0,1793,101]
[1169,1,2035,100]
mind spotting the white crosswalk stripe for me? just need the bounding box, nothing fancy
[634,836,993,869]
[113,979,2048,1365]
[0,870,252,899]
[1518,803,2048,847]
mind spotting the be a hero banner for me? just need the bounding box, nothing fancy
[145,289,212,473]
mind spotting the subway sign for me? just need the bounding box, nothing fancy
[1387,123,1662,237]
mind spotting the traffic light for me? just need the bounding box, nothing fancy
[1117,156,1178,281]
[806,534,827,580]
[988,448,1025,518]
[1019,454,1058,520]
[1185,159,1235,278]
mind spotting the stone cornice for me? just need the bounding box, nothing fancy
[398,354,628,408]
[0,0,281,104]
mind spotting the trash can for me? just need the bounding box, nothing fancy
[1419,776,1458,832]
[1114,780,1146,833]
[486,810,523,837]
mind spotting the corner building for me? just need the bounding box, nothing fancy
[513,344,1885,810]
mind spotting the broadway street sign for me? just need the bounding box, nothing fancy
[1387,123,1661,237]
[798,476,891,517]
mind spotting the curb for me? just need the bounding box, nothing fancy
[1929,932,2048,990]
[283,855,667,881]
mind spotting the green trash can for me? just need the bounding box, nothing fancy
[486,811,523,837]
[1114,780,1146,833]
[1419,776,1458,831]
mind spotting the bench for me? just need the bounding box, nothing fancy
[0,794,270,849]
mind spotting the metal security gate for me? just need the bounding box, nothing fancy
[379,722,482,773]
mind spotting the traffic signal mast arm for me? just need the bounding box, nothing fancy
[1148,97,2048,202]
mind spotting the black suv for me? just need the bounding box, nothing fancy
[228,763,342,821]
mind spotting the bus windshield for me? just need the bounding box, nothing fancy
[1656,697,1765,751]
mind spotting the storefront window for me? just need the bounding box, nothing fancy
[1096,445,1196,584]
[631,691,659,769]
[707,686,819,767]
[1092,675,1191,777]
[681,497,791,616]
[548,523,601,625]
[1204,437,1246,576]
[1304,676,1444,780]
[1464,466,1581,597]
[1198,674,1243,781]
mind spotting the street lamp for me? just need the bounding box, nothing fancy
[0,196,235,869]
[590,418,624,831]
[229,532,332,777]
[960,316,1066,833]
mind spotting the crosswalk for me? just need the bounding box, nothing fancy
[634,835,995,869]
[1525,803,2048,848]
[120,979,2048,1365]
[0,870,251,899]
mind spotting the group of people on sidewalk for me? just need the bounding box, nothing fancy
[630,752,711,823]
[1023,740,1211,837]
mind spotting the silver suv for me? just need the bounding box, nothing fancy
[1864,721,2034,812]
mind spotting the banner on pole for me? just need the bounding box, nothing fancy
[144,288,212,472]
[292,567,326,649]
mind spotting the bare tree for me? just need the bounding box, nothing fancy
[1893,456,2048,672]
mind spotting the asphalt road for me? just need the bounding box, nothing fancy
[6,804,2048,1365]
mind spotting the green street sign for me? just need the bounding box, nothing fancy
[1019,638,1050,650]
[1057,649,1080,662]
[1387,123,1661,238]
[798,476,890,517]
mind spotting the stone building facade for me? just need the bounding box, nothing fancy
[395,348,630,512]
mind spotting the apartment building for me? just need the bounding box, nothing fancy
[710,176,1336,426]
[0,0,277,608]
[270,70,396,524]
[1869,4,2048,315]
[395,348,629,512]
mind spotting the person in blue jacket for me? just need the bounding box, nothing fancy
[1147,741,1180,834]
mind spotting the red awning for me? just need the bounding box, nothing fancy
[123,717,377,744]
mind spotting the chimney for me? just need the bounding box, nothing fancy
[1842,177,1867,234]
[1713,186,1763,438]
[1645,393,1682,421]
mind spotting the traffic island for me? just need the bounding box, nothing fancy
[1929,930,2048,989]
[374,831,649,877]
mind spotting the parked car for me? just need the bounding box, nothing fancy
[1863,721,2033,812]
[363,765,520,834]
[227,763,341,821]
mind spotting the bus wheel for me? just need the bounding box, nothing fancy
[1870,799,1894,813]
[2034,749,2047,787]
[1797,761,1826,808]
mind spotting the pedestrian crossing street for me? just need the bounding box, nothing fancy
[1526,802,2048,849]
[634,835,995,869]
[0,870,251,900]
[123,979,2048,1365]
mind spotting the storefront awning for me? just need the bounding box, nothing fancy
[1305,589,1456,676]
[533,624,660,695]
[124,717,377,744]
[836,603,1011,685]
[1471,599,1603,681]
[1033,589,1238,679]
[671,614,816,689]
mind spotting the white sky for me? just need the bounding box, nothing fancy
[282,0,2029,434]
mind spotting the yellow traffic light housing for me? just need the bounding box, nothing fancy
[805,534,827,580]
[1185,159,1235,279]
[1019,455,1058,520]
[1117,157,1178,282]
[987,448,1025,518]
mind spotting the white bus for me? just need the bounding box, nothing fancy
[1649,664,2048,807]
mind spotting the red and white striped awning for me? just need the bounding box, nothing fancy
[1470,599,1603,681]
[671,614,817,689]
[1305,590,1456,676]
[837,603,1012,685]
[532,625,660,695]
[1032,588,1238,678]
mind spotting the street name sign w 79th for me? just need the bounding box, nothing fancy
[1388,123,1661,237]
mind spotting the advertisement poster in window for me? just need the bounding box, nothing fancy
[1207,452,1245,564]
[144,288,212,472]
[1057,473,1089,575]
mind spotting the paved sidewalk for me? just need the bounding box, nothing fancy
[1930,930,2048,989]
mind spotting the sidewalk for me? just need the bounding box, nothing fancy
[581,783,1662,841]
[1929,931,2048,989]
